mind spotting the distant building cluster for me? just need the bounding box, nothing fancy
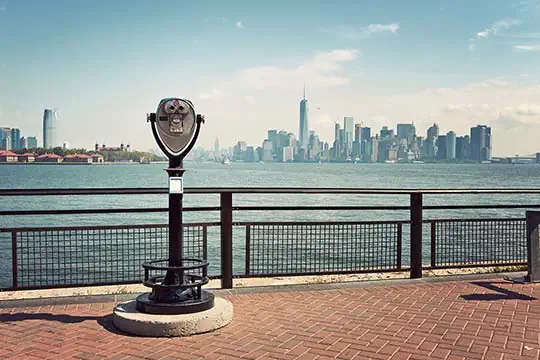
[1,108,59,151]
[94,143,132,152]
[331,122,493,163]
[227,88,494,163]
[231,87,328,163]
[0,127,38,151]
[1,106,144,164]
[0,150,104,164]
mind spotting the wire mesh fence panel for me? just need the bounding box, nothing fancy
[246,222,402,276]
[14,224,208,289]
[432,219,526,267]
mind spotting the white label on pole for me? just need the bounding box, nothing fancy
[169,177,183,194]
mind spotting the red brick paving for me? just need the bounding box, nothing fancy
[1,278,540,359]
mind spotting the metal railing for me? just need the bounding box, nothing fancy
[1,187,539,291]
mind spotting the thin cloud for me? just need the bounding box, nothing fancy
[513,44,540,51]
[235,21,244,29]
[363,23,400,34]
[442,104,491,113]
[504,32,540,39]
[237,49,360,90]
[503,104,540,116]
[199,88,223,100]
[318,23,399,40]
[206,49,360,94]
[204,16,229,25]
[468,18,521,51]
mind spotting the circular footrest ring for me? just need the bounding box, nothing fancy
[143,274,209,290]
[141,257,209,291]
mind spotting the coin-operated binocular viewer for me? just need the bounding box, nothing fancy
[136,98,212,314]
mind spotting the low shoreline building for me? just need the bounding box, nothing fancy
[63,154,92,164]
[91,154,104,163]
[35,154,63,163]
[0,150,18,163]
[18,153,35,163]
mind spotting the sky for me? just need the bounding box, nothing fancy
[1,0,540,156]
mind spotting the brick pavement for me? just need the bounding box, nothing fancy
[1,278,540,360]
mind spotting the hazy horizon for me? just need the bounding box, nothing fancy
[1,0,540,156]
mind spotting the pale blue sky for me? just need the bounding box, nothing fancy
[1,0,540,155]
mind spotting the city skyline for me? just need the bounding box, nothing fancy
[228,90,501,163]
[1,1,540,155]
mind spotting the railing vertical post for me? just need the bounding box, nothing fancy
[397,223,402,271]
[410,192,423,279]
[430,222,436,268]
[220,192,233,289]
[203,225,208,260]
[245,225,251,276]
[11,232,18,289]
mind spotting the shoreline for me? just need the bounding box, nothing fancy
[0,162,159,165]
[0,161,538,165]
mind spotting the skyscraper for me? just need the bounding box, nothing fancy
[262,139,273,162]
[353,123,362,157]
[470,125,492,161]
[436,135,447,160]
[10,128,20,149]
[267,129,278,155]
[0,127,9,148]
[43,109,58,148]
[360,127,371,158]
[361,127,371,142]
[368,137,378,162]
[1,135,11,150]
[278,130,289,149]
[380,126,394,139]
[287,133,297,149]
[333,123,341,160]
[334,123,340,143]
[397,123,416,146]
[26,136,38,149]
[299,86,309,150]
[354,123,361,141]
[446,131,456,160]
[426,123,439,158]
[339,129,345,148]
[456,136,470,160]
[343,117,354,146]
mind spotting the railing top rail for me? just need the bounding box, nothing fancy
[0,221,221,233]
[2,187,540,196]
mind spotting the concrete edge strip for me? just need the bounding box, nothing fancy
[0,271,526,309]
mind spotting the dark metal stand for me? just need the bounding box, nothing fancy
[136,157,214,314]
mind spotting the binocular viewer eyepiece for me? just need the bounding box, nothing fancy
[147,98,204,161]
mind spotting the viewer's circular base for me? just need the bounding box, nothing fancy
[112,297,233,337]
[135,290,214,315]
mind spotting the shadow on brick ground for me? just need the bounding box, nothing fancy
[0,312,134,336]
[460,281,536,301]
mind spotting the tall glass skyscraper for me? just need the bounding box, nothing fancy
[299,87,309,150]
[10,128,21,149]
[0,127,11,149]
[43,109,58,148]
[446,131,456,160]
[343,117,354,147]
[470,125,492,161]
